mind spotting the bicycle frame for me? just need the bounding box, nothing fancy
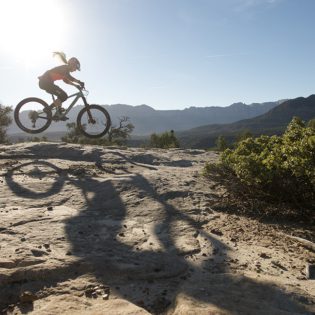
[51,88,89,117]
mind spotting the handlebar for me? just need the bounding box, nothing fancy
[76,85,89,96]
[72,83,87,93]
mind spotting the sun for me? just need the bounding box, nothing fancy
[0,0,69,67]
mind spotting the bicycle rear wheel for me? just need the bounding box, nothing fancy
[14,98,52,134]
[77,104,111,138]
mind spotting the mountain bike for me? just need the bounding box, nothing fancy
[14,85,111,138]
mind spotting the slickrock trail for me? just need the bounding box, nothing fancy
[0,143,314,314]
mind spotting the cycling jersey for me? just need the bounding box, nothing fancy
[40,65,78,83]
[38,64,81,102]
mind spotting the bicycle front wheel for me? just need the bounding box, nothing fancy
[14,97,52,134]
[77,104,111,138]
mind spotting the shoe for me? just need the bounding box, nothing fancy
[53,108,69,121]
[53,113,69,121]
[59,115,69,121]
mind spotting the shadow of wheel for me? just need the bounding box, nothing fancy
[5,161,65,199]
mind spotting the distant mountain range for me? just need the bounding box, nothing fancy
[7,96,314,149]
[176,94,315,148]
[7,99,283,137]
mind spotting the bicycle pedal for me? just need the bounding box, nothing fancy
[59,116,69,121]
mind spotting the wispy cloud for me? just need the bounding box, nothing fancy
[231,0,284,20]
[150,86,167,89]
[206,52,250,59]
[234,0,284,12]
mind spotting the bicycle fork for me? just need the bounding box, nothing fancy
[82,98,96,124]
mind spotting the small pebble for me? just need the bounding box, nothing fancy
[102,294,109,300]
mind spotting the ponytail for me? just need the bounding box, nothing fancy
[53,51,68,65]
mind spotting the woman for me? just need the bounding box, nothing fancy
[38,52,85,118]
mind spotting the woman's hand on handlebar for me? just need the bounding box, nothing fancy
[71,82,85,91]
[78,81,85,89]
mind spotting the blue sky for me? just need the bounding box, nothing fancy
[1,0,315,110]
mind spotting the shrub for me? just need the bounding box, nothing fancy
[0,104,12,143]
[61,117,134,146]
[207,117,315,208]
[149,130,180,148]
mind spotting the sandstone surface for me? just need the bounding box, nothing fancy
[0,143,314,314]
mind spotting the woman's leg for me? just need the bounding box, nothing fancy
[52,86,67,109]
[38,79,68,108]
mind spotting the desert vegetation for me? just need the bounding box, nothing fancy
[204,117,315,220]
[61,116,134,146]
[0,104,12,143]
[149,130,180,148]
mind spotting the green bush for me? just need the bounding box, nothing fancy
[215,117,315,206]
[0,104,12,143]
[61,117,134,146]
[307,118,315,129]
[149,130,180,148]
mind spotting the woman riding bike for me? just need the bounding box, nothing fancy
[15,52,111,138]
[38,52,85,119]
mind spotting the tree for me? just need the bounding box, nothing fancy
[215,135,228,151]
[108,116,134,145]
[149,130,180,148]
[61,122,83,143]
[61,122,106,145]
[61,116,134,146]
[0,104,12,143]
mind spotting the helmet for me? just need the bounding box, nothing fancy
[68,57,80,71]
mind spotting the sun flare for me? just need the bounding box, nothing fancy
[0,0,69,67]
